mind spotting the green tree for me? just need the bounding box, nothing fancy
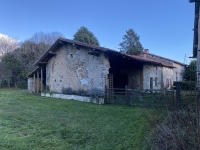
[0,31,65,89]
[186,60,196,81]
[73,26,100,46]
[119,29,143,55]
[1,53,21,87]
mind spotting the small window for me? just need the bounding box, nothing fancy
[70,54,73,58]
[155,77,158,86]
[150,77,153,90]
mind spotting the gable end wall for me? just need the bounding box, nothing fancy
[46,45,110,95]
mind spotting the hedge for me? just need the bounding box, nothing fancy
[173,81,196,90]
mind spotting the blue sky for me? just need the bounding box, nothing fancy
[0,0,195,64]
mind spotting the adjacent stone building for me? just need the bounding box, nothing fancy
[138,50,185,90]
[27,38,186,103]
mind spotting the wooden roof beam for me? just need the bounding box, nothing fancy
[39,62,48,64]
[49,51,57,55]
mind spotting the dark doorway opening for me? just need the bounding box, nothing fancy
[113,74,128,88]
[108,53,143,89]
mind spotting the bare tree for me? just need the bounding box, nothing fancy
[0,33,19,56]
[29,31,64,46]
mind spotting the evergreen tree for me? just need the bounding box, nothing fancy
[119,29,143,55]
[73,26,100,46]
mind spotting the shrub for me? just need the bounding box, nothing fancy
[61,87,104,97]
[148,107,199,150]
[173,81,196,90]
[61,87,74,95]
[61,87,88,96]
[89,88,104,97]
[17,81,27,89]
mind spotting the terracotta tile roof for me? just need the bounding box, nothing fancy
[128,54,175,68]
[138,52,185,66]
[27,38,180,77]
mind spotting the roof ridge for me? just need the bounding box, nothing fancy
[139,52,185,65]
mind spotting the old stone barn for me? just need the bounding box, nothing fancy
[27,38,185,102]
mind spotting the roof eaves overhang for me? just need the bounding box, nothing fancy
[123,54,174,67]
[35,39,64,66]
[190,0,200,2]
[35,38,113,66]
[139,52,186,66]
[26,67,40,78]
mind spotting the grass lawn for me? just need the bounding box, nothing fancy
[0,89,164,150]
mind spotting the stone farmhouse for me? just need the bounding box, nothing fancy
[27,38,185,99]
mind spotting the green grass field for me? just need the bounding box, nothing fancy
[0,89,164,150]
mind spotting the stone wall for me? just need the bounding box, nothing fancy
[127,69,141,89]
[163,67,174,89]
[46,45,110,95]
[28,78,33,93]
[143,64,163,90]
[41,93,104,104]
[173,62,185,82]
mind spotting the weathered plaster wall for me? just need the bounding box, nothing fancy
[173,63,185,82]
[163,67,174,89]
[46,45,110,95]
[127,69,141,89]
[143,64,163,90]
[28,78,34,93]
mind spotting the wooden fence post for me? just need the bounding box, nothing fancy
[34,73,35,93]
[37,70,39,93]
[125,85,130,105]
[170,90,175,111]
[176,84,181,110]
[41,67,43,93]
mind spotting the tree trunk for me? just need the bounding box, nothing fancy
[15,82,17,88]
[8,80,10,88]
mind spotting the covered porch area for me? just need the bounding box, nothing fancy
[108,52,144,90]
[27,66,46,93]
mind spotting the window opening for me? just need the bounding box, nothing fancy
[155,77,157,86]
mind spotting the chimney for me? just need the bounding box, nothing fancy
[144,49,149,53]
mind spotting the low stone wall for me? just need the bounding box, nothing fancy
[41,93,104,104]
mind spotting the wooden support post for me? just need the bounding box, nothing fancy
[41,67,43,93]
[37,70,39,93]
[34,73,36,93]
